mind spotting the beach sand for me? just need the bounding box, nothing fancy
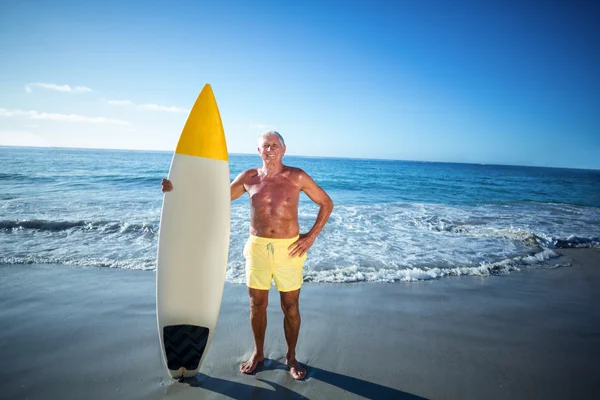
[1,249,599,400]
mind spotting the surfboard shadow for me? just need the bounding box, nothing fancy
[177,359,425,400]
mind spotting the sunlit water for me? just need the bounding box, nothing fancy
[1,146,599,283]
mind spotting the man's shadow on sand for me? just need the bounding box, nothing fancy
[176,358,426,399]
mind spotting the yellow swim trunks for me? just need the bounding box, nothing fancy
[243,234,307,292]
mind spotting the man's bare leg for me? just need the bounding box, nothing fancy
[240,288,269,374]
[280,288,306,379]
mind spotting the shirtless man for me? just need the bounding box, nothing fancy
[161,131,333,380]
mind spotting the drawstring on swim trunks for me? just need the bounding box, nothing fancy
[266,242,275,261]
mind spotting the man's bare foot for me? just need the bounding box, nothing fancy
[286,358,306,380]
[240,352,264,374]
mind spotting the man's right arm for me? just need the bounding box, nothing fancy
[230,170,248,201]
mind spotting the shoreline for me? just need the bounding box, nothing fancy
[0,248,599,399]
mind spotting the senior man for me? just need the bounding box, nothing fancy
[162,131,333,379]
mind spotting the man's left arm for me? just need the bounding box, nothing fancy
[288,170,334,258]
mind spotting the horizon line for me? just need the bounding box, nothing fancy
[0,144,598,172]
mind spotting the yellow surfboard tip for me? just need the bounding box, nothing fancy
[175,84,228,161]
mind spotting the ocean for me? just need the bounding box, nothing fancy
[1,146,599,283]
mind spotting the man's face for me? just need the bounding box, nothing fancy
[258,135,286,163]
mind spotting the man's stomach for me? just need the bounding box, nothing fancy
[249,218,300,239]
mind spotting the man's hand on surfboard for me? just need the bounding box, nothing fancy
[161,179,173,193]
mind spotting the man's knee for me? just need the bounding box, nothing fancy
[280,298,300,317]
[249,288,269,310]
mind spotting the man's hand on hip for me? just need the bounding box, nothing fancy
[288,233,315,258]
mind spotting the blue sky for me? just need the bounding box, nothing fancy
[1,0,598,169]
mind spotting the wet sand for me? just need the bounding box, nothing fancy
[1,249,598,399]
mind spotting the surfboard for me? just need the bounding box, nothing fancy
[156,84,230,379]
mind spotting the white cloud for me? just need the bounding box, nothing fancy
[105,99,189,113]
[0,108,130,125]
[107,100,134,106]
[0,109,27,117]
[25,82,92,93]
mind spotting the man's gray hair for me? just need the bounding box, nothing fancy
[258,130,285,147]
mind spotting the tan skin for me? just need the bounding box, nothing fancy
[162,134,333,380]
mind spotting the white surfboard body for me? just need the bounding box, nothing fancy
[156,84,230,379]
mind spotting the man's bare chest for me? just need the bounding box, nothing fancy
[246,179,301,206]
